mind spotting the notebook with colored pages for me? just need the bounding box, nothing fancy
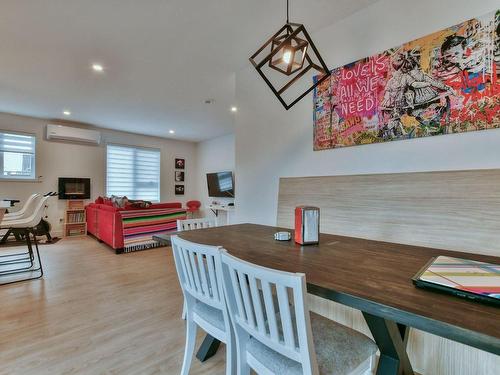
[412,255,500,307]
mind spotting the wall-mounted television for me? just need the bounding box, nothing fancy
[206,171,234,197]
[58,177,91,199]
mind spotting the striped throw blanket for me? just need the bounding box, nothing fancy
[120,208,186,252]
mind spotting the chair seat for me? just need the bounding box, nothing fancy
[193,301,225,332]
[247,312,377,375]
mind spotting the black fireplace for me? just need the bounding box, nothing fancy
[58,177,91,200]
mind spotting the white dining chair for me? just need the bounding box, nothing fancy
[171,235,235,375]
[176,217,219,320]
[1,194,41,244]
[2,193,41,221]
[177,217,218,232]
[220,251,378,375]
[0,195,50,284]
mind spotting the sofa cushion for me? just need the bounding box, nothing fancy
[116,202,183,211]
[103,198,113,206]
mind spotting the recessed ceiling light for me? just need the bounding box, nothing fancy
[169,130,175,134]
[63,110,71,116]
[92,63,104,72]
[231,106,238,112]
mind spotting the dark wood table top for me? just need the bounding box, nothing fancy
[155,223,500,354]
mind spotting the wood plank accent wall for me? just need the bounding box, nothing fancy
[277,169,500,256]
[277,169,500,375]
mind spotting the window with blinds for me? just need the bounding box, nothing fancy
[106,144,161,201]
[0,131,36,179]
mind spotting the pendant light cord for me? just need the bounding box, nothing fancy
[286,0,289,23]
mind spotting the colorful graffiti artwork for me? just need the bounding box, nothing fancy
[313,10,499,150]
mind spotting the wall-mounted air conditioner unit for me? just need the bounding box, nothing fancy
[46,124,101,145]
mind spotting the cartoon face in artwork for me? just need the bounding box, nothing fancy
[404,87,416,107]
[391,51,419,73]
[441,35,466,69]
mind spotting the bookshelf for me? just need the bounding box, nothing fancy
[64,200,87,237]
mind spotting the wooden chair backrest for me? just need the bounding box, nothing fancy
[171,235,225,310]
[221,251,317,374]
[177,217,218,232]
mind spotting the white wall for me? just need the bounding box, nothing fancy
[234,2,500,373]
[234,0,500,225]
[0,112,198,235]
[196,134,235,218]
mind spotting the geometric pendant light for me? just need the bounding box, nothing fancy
[268,25,309,75]
[249,0,330,110]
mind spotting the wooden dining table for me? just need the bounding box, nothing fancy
[154,223,500,375]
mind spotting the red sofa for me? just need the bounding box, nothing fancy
[86,201,186,254]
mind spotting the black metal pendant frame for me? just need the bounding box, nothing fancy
[268,24,308,75]
[249,22,330,110]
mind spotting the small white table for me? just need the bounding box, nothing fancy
[207,204,235,224]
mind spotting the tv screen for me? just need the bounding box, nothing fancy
[207,172,234,197]
[58,177,91,200]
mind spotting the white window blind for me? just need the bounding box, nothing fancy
[0,131,36,179]
[106,144,161,201]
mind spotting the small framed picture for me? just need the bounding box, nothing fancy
[175,185,185,195]
[175,171,185,182]
[175,158,185,169]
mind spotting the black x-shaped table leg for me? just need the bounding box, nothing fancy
[196,335,220,362]
[363,312,414,375]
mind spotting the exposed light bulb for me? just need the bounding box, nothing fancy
[231,106,238,112]
[63,110,71,116]
[282,50,292,64]
[92,63,104,72]
[169,130,175,134]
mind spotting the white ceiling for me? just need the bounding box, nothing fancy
[0,0,379,142]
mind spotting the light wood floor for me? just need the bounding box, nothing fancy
[0,237,227,375]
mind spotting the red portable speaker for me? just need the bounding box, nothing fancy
[294,206,320,245]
